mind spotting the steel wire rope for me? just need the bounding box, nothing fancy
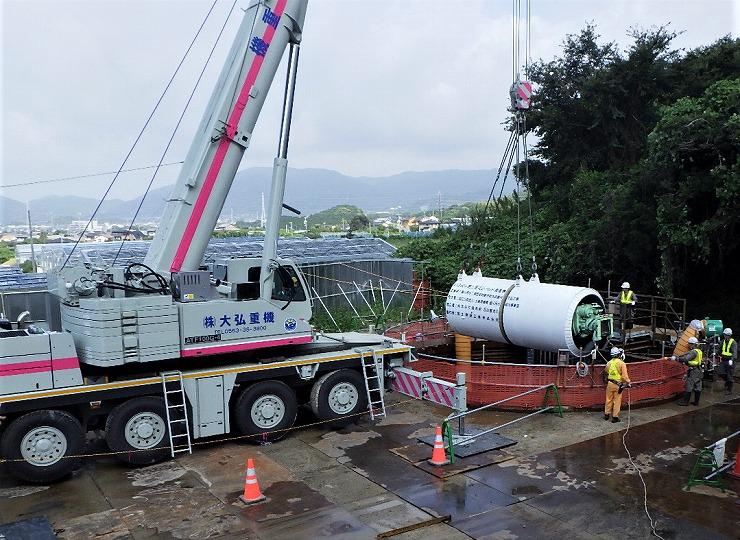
[113,0,239,266]
[484,129,517,214]
[61,0,220,270]
[0,397,419,464]
[623,388,666,540]
[3,162,184,189]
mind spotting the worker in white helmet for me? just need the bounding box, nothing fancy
[719,328,735,395]
[604,347,631,422]
[671,336,704,406]
[618,282,637,339]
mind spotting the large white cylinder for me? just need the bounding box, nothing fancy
[446,274,605,356]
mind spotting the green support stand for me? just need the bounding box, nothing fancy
[686,448,725,490]
[542,384,564,417]
[441,420,455,464]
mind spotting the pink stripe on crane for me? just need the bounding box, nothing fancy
[171,0,288,272]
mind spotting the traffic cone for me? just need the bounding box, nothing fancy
[239,458,266,504]
[729,444,740,479]
[428,425,450,466]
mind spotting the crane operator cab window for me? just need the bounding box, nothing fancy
[237,265,306,302]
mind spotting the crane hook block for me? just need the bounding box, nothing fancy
[510,79,533,110]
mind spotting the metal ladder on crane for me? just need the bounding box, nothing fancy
[358,349,386,420]
[160,371,192,457]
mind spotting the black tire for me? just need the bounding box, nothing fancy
[234,380,297,443]
[309,369,368,425]
[0,410,84,484]
[105,397,170,465]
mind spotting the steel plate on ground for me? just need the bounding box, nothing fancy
[418,429,517,458]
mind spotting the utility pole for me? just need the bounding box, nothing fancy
[26,203,37,273]
[437,191,442,220]
[260,192,266,229]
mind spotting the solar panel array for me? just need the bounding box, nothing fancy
[13,237,401,278]
[0,266,48,290]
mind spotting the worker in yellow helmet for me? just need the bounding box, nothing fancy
[671,336,704,406]
[718,328,735,395]
[604,347,631,423]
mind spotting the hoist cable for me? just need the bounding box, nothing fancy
[113,0,239,266]
[514,125,522,274]
[523,118,536,268]
[61,0,220,270]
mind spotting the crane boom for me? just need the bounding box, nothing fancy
[145,0,308,275]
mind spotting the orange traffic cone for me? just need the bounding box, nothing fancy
[428,425,450,466]
[729,444,740,479]
[239,458,266,504]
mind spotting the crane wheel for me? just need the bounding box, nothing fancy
[105,397,170,465]
[0,410,85,484]
[309,369,367,426]
[233,380,297,443]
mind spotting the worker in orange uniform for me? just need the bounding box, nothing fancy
[604,346,631,423]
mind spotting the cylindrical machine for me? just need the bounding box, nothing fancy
[446,273,607,356]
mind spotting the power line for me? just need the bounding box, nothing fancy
[113,0,239,265]
[2,162,184,189]
[61,0,220,269]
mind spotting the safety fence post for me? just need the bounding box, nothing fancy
[441,419,455,464]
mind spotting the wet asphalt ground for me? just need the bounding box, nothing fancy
[1,379,738,539]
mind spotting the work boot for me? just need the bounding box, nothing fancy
[604,414,610,421]
[692,391,701,406]
[611,417,621,423]
[678,392,691,406]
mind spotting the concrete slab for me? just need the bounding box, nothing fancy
[0,468,109,526]
[302,465,388,505]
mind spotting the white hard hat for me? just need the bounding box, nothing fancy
[724,328,733,336]
[621,282,630,289]
[610,347,622,357]
[688,336,699,345]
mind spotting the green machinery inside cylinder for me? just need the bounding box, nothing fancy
[572,302,613,344]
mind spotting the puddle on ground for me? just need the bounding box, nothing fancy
[311,429,381,459]
[127,462,187,487]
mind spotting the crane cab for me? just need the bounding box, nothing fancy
[170,257,313,358]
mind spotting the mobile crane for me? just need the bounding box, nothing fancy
[0,0,415,483]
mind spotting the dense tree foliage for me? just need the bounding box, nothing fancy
[398,28,739,321]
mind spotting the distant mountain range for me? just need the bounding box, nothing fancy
[1,167,508,225]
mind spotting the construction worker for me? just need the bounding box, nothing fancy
[604,347,631,423]
[718,328,735,395]
[619,282,637,337]
[672,336,703,406]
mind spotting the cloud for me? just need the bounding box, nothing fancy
[1,0,735,204]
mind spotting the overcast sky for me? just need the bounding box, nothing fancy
[1,0,736,204]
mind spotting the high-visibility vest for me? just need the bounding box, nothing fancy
[606,359,623,382]
[688,348,703,367]
[722,338,735,358]
[620,290,634,304]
